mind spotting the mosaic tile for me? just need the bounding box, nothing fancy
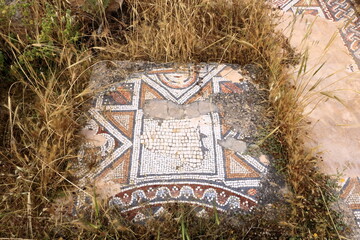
[76,63,269,216]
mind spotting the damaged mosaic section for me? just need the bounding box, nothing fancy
[76,63,270,217]
[140,118,206,169]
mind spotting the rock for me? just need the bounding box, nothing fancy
[259,154,270,165]
[218,137,247,153]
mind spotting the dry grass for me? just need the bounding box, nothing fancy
[0,0,93,237]
[0,0,351,239]
[0,52,91,237]
[106,0,297,67]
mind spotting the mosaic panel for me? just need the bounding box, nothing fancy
[77,64,268,215]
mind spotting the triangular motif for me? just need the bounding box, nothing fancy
[103,111,135,139]
[103,161,125,182]
[97,149,131,184]
[113,115,130,130]
[224,149,260,178]
[229,156,251,174]
[145,91,158,100]
[140,82,165,108]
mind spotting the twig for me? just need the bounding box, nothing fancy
[27,192,33,239]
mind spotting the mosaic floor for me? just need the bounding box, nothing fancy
[76,61,360,227]
[272,0,360,229]
[271,0,360,67]
[76,63,270,219]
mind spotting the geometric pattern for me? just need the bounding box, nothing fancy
[270,0,360,67]
[77,64,268,215]
[319,0,360,66]
[225,149,261,179]
[110,184,258,218]
[97,149,131,184]
[340,177,360,227]
[103,111,135,139]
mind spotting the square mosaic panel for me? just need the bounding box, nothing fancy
[77,64,268,214]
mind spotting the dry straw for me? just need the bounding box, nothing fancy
[0,0,351,238]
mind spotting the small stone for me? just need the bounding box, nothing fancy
[259,155,270,165]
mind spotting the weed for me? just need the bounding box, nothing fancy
[0,0,352,239]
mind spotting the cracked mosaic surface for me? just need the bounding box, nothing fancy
[76,64,269,217]
[140,118,207,170]
[270,0,360,67]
